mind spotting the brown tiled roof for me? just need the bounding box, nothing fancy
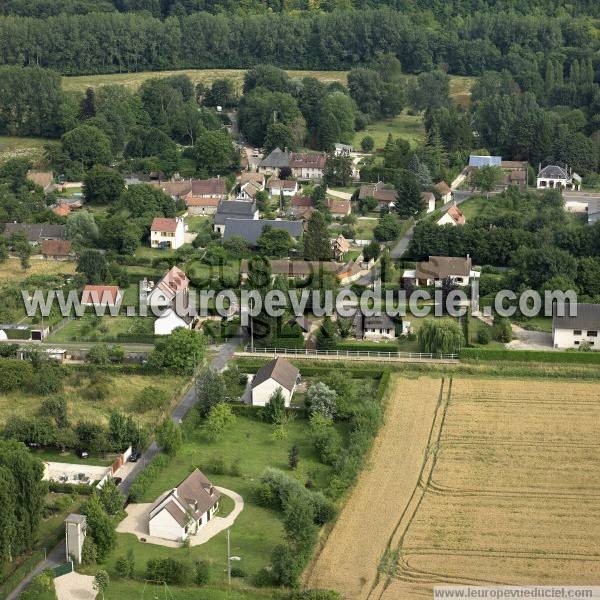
[501,160,527,169]
[151,217,178,233]
[238,172,265,186]
[290,153,326,170]
[359,183,397,204]
[191,178,226,197]
[416,256,472,280]
[41,239,72,257]
[252,357,299,392]
[152,181,193,197]
[268,179,297,191]
[434,181,452,195]
[185,196,220,207]
[291,195,313,208]
[421,191,435,203]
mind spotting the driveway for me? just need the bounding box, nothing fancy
[390,225,414,259]
[117,486,244,548]
[506,325,554,350]
[54,572,96,600]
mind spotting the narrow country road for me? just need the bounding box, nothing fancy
[390,224,414,260]
[11,337,241,599]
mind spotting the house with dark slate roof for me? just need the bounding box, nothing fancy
[537,165,581,191]
[2,223,66,245]
[258,147,291,176]
[148,469,220,541]
[250,357,300,406]
[553,303,600,349]
[352,310,397,341]
[222,219,303,245]
[213,200,258,235]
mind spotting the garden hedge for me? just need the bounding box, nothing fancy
[460,348,600,364]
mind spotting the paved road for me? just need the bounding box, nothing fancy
[390,225,415,260]
[7,541,65,600]
[12,338,240,598]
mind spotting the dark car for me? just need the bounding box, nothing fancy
[129,450,141,462]
[77,449,89,459]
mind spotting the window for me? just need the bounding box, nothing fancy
[588,331,598,337]
[574,330,582,335]
[574,341,580,345]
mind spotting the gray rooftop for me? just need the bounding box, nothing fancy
[2,223,66,243]
[469,155,502,168]
[538,165,569,179]
[214,200,257,225]
[259,147,291,169]
[553,303,600,331]
[223,219,303,245]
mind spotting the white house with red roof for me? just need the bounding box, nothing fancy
[81,285,122,307]
[147,266,190,307]
[150,217,185,250]
[437,204,466,226]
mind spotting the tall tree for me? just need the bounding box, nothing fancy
[304,211,332,261]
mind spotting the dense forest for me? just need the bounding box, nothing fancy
[3,0,600,17]
[0,8,597,76]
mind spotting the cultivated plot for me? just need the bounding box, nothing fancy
[306,376,600,599]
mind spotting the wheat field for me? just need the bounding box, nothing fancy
[306,376,600,599]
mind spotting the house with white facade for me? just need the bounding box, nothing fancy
[422,191,435,213]
[537,165,581,191]
[148,469,220,542]
[352,311,397,341]
[290,152,327,180]
[150,217,185,250]
[268,179,299,197]
[154,308,194,336]
[434,181,452,203]
[552,303,600,349]
[403,256,479,287]
[147,266,189,307]
[250,357,300,407]
[334,143,353,156]
[437,204,465,226]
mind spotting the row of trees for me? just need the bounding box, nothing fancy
[0,9,595,76]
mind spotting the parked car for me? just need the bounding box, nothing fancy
[77,450,89,459]
[129,450,141,462]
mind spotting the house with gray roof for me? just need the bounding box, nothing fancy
[352,310,397,341]
[537,165,581,191]
[213,200,259,235]
[2,223,66,245]
[258,147,291,176]
[148,469,220,541]
[222,219,303,246]
[553,303,600,349]
[251,357,300,407]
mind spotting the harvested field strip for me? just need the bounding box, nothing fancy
[304,376,443,600]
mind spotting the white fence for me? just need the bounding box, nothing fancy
[241,346,458,360]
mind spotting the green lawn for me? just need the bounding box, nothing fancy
[456,195,491,220]
[353,111,425,149]
[186,216,213,233]
[47,314,154,343]
[30,448,115,466]
[97,409,343,589]
[0,371,188,430]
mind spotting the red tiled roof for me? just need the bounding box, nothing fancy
[81,285,121,306]
[191,178,226,197]
[326,197,351,214]
[269,179,297,190]
[151,217,178,233]
[52,203,71,217]
[290,153,327,170]
[291,195,313,208]
[446,205,466,225]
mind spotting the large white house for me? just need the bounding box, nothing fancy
[537,165,581,191]
[148,469,220,542]
[553,303,600,349]
[150,217,185,250]
[251,357,300,407]
[154,308,194,336]
[403,256,479,287]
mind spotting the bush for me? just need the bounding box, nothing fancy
[258,468,336,526]
[128,454,170,502]
[230,566,246,578]
[146,558,192,585]
[134,386,167,413]
[194,560,210,585]
[477,327,491,345]
[0,359,33,392]
[81,537,98,565]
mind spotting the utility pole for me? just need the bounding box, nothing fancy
[227,528,231,586]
